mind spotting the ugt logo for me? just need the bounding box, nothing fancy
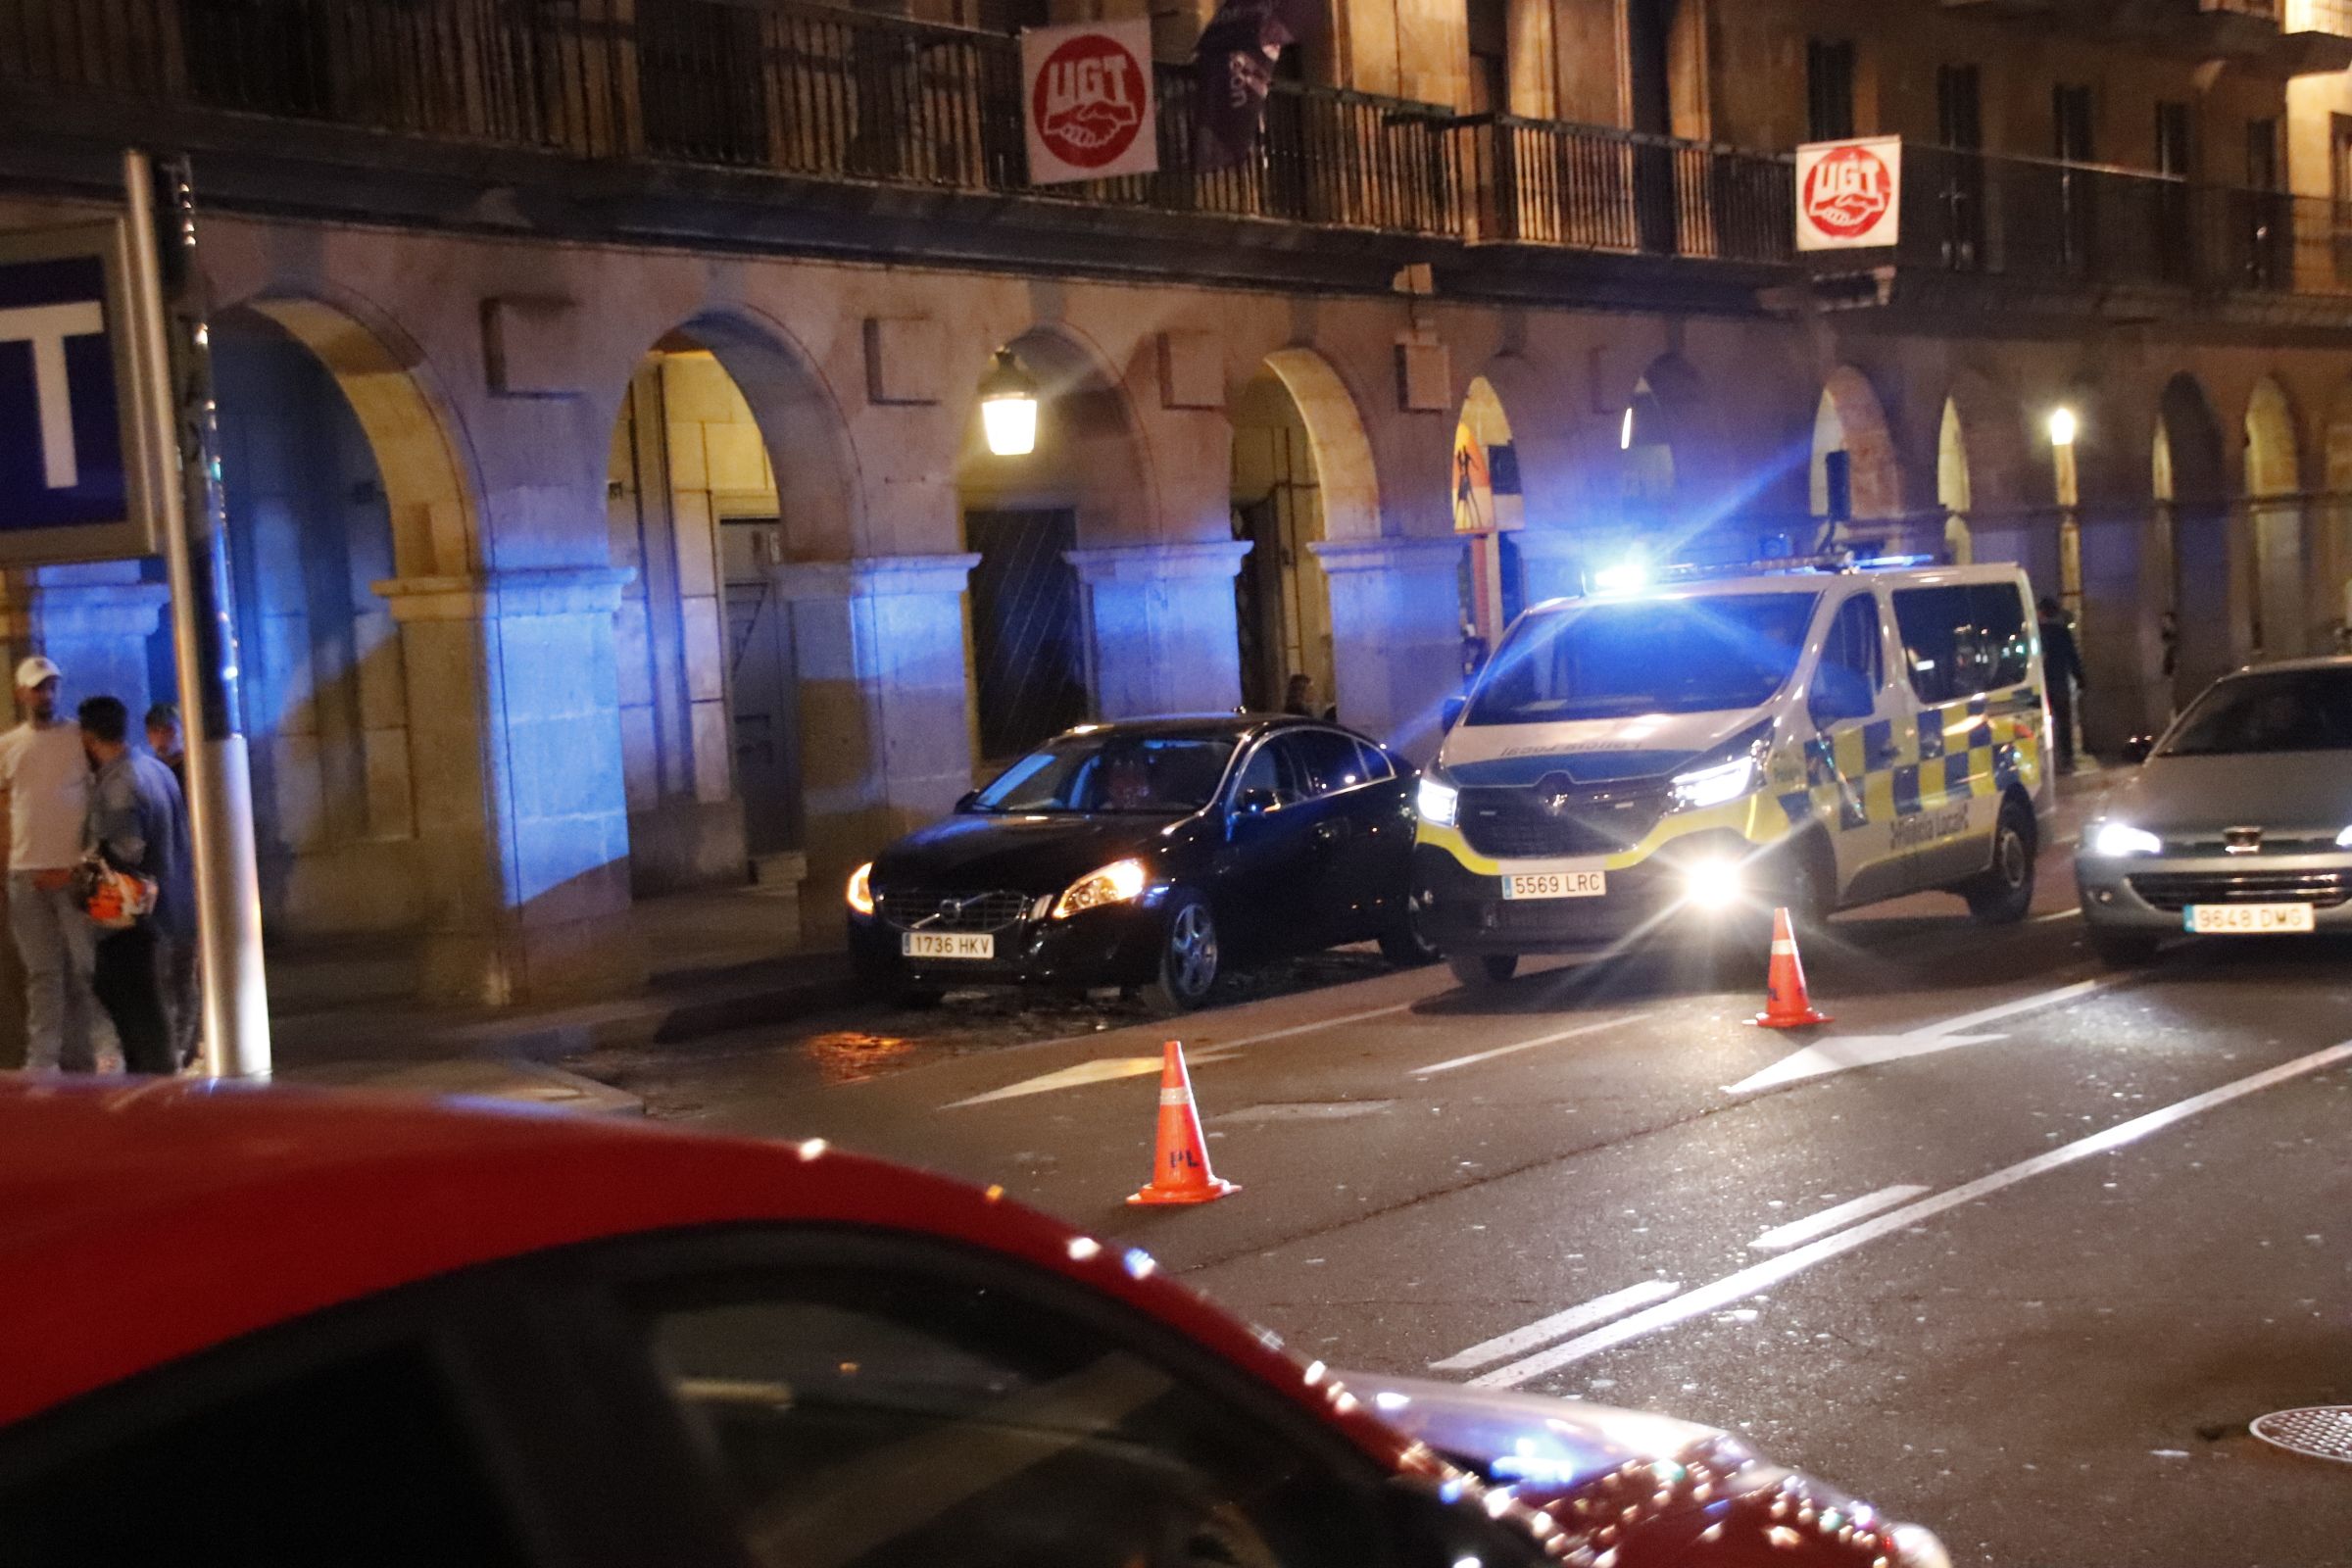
[1033,32,1148,172]
[1802,144,1893,240]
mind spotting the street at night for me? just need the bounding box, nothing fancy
[581,808,2352,1568]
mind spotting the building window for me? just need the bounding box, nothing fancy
[1467,0,1509,116]
[1806,37,1855,142]
[2052,84,2094,163]
[2156,101,2192,177]
[2247,117,2281,190]
[1936,65,1981,150]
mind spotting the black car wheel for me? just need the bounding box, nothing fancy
[1146,892,1221,1012]
[1447,953,1518,988]
[1378,896,1439,967]
[1965,796,2036,926]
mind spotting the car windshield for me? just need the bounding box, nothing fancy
[2160,669,2352,757]
[1467,591,1821,724]
[969,734,1237,814]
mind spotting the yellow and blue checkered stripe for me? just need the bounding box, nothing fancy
[1773,685,2043,834]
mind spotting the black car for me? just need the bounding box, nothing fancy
[848,714,1427,1009]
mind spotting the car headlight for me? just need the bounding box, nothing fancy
[1053,858,1148,919]
[1416,776,1459,827]
[1667,755,1757,813]
[846,861,875,916]
[2089,822,2162,858]
[2336,825,2352,849]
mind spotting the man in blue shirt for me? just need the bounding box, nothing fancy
[77,696,190,1076]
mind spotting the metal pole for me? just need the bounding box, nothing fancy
[122,149,271,1080]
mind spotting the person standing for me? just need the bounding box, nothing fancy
[142,701,199,1067]
[1282,673,1314,716]
[0,658,104,1072]
[2036,597,2087,775]
[78,696,190,1076]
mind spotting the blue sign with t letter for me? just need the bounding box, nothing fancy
[0,222,157,564]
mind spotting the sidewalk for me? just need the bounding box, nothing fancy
[268,881,859,1114]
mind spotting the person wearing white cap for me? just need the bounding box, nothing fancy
[0,656,104,1072]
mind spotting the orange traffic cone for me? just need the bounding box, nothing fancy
[1749,906,1832,1029]
[1128,1040,1239,1205]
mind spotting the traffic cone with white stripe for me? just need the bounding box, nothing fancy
[1128,1040,1239,1205]
[1749,906,1832,1029]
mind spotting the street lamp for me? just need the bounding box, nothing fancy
[2048,406,2078,448]
[980,349,1040,458]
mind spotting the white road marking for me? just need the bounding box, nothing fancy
[944,1047,1238,1108]
[1728,977,2116,1094]
[2030,907,2081,924]
[1465,1038,2352,1388]
[1412,1016,1623,1077]
[1428,1279,1682,1372]
[1746,1185,1928,1252]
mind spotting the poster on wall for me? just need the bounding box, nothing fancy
[1795,136,1902,251]
[1022,19,1159,185]
[1452,425,1523,533]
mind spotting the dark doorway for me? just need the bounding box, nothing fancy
[2053,83,2096,274]
[1628,0,1680,254]
[964,509,1088,761]
[638,0,769,165]
[1936,64,1984,269]
[720,517,802,855]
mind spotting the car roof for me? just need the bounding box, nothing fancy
[0,1080,1415,1460]
[1054,713,1356,744]
[1517,561,2027,616]
[2219,655,2352,678]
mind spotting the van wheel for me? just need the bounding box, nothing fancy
[1447,954,1518,988]
[1765,831,1835,930]
[1965,797,2037,926]
[1378,906,1439,967]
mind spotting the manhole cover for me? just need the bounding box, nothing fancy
[2251,1406,2352,1464]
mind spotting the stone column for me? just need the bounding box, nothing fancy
[376,565,641,1006]
[777,554,980,949]
[2074,506,2156,756]
[1063,541,1252,718]
[0,564,170,1068]
[1309,536,1466,763]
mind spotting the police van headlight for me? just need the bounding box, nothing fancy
[1666,755,1758,813]
[1417,776,1460,827]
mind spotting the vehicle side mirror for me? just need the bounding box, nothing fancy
[1809,665,1873,727]
[2121,734,2153,765]
[955,790,980,811]
[1233,788,1277,818]
[1441,695,1467,732]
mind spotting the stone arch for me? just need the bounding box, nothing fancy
[1935,368,2036,567]
[1453,374,1524,646]
[1229,346,1378,713]
[2157,373,2232,703]
[958,321,1157,548]
[233,292,481,579]
[2244,374,2306,657]
[205,291,482,939]
[1813,366,1902,531]
[2321,378,2352,644]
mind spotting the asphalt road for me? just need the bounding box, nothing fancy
[580,830,2352,1568]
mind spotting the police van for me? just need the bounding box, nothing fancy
[1412,557,2055,986]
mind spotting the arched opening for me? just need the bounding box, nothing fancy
[956,328,1150,760]
[1936,398,1973,564]
[1229,349,1376,716]
[2244,376,2304,658]
[1454,375,1525,656]
[209,301,465,940]
[2157,374,2232,705]
[1811,368,1901,545]
[604,319,855,895]
[2323,382,2352,646]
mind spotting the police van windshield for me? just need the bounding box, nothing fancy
[1468,592,1822,724]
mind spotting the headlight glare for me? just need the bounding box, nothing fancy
[846,861,875,916]
[1417,776,1460,827]
[2089,822,2162,858]
[1680,857,1745,907]
[1053,858,1149,919]
[2336,825,2352,849]
[1667,755,1757,813]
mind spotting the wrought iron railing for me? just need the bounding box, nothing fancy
[1895,144,2352,298]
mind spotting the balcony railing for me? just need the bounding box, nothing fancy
[1892,144,2351,301]
[0,0,1786,265]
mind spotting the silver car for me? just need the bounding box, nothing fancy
[2077,658,2352,966]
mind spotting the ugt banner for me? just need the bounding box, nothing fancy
[1795,136,1902,251]
[1022,19,1158,185]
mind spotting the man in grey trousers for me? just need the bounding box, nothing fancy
[0,657,105,1072]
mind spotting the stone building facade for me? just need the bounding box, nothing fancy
[4,0,2352,1017]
